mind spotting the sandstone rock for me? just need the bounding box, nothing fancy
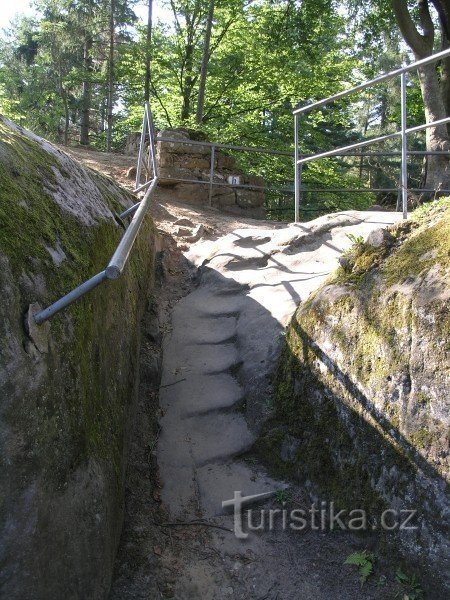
[174,218,195,227]
[0,116,156,599]
[174,226,192,237]
[217,153,236,170]
[124,132,142,155]
[214,192,237,207]
[366,227,395,247]
[185,224,204,242]
[173,183,210,205]
[236,189,265,208]
[271,204,450,594]
[126,165,137,179]
[154,128,265,218]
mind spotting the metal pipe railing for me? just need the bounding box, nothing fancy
[293,48,450,221]
[293,47,450,116]
[34,102,158,325]
[296,117,450,165]
[106,177,159,279]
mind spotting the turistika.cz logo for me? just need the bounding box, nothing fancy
[222,491,418,540]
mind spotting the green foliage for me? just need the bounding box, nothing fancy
[0,0,440,218]
[344,550,375,585]
[395,569,423,600]
[411,196,450,220]
[274,489,292,504]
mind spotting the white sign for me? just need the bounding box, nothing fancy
[227,175,241,185]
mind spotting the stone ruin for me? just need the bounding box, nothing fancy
[125,128,266,219]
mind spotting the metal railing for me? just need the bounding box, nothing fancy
[153,135,293,206]
[293,47,450,222]
[34,102,159,325]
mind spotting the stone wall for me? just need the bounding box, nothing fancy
[127,128,266,218]
[0,117,157,599]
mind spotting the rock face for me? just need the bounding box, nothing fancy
[261,201,450,596]
[0,117,156,598]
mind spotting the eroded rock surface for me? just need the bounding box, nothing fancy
[264,201,450,596]
[0,117,156,599]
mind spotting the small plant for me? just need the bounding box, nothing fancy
[346,233,365,246]
[395,568,423,599]
[341,233,366,261]
[274,489,292,504]
[344,550,375,585]
[411,196,450,220]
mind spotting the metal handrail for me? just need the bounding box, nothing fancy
[297,117,450,165]
[293,47,450,116]
[293,48,450,222]
[34,102,158,325]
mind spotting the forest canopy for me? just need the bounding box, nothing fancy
[1,0,449,216]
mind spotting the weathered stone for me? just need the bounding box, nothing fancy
[174,226,192,237]
[217,153,236,170]
[126,165,137,179]
[124,132,142,155]
[366,227,395,247]
[185,157,210,170]
[214,192,237,207]
[173,183,210,205]
[158,153,174,168]
[174,217,195,227]
[25,303,50,354]
[270,203,450,596]
[0,116,156,600]
[185,224,204,242]
[236,189,265,208]
[153,128,265,218]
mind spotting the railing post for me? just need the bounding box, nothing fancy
[145,101,158,177]
[136,107,148,189]
[294,114,300,222]
[400,71,408,219]
[209,145,215,207]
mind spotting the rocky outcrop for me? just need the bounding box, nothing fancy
[0,117,156,599]
[128,127,266,218]
[258,200,450,596]
[157,129,265,218]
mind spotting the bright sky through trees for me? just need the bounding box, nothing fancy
[0,0,168,29]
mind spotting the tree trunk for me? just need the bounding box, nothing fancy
[62,89,69,146]
[181,42,194,121]
[80,34,93,146]
[391,0,450,195]
[196,0,215,124]
[416,61,450,191]
[106,0,115,152]
[144,0,153,103]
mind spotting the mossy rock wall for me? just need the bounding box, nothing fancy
[0,117,156,599]
[262,202,450,595]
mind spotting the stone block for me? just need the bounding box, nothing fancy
[173,183,210,205]
[214,192,236,207]
[217,153,236,170]
[366,227,395,248]
[236,189,265,208]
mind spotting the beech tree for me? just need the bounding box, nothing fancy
[391,0,450,191]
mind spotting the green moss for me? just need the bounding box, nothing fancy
[0,121,155,492]
[409,427,434,450]
[382,207,450,286]
[262,203,450,522]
